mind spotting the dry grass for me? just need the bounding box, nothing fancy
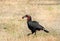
[0,0,60,41]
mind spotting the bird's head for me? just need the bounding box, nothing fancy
[22,15,32,21]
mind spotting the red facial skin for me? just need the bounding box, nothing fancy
[22,15,31,21]
[27,16,31,21]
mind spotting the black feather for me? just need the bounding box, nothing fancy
[22,15,49,36]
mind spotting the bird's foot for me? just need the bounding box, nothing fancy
[27,33,31,36]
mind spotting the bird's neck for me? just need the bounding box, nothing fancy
[27,19,32,22]
[27,17,32,22]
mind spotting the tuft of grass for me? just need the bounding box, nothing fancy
[47,7,53,11]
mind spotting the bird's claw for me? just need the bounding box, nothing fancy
[27,34,31,36]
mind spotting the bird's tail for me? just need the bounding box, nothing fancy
[44,29,49,33]
[43,28,49,33]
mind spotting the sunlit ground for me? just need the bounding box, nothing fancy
[0,0,60,41]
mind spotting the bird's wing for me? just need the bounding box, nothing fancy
[28,21,44,29]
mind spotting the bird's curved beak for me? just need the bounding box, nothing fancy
[22,16,26,19]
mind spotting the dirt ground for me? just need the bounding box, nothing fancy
[0,0,60,41]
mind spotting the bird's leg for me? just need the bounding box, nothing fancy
[35,31,36,35]
[34,31,37,37]
[32,31,35,34]
[27,31,35,36]
[27,31,34,36]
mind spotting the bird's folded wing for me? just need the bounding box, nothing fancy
[28,21,44,29]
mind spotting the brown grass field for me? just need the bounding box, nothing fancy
[0,0,60,41]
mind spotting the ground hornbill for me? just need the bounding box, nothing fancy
[22,15,49,36]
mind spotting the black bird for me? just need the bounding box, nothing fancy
[22,15,49,36]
